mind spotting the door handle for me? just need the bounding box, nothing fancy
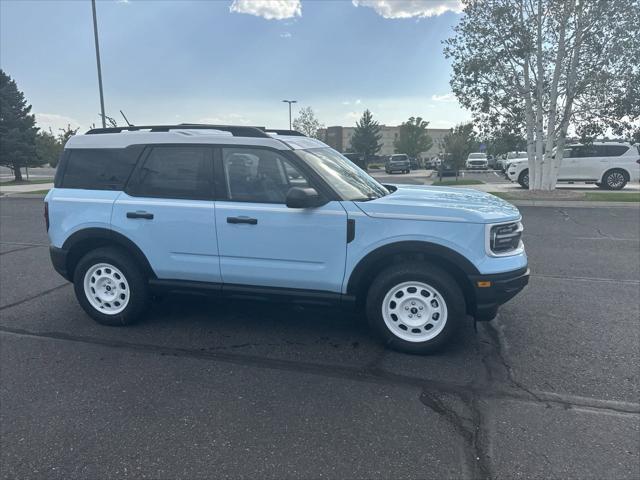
[227,216,257,225]
[127,211,154,220]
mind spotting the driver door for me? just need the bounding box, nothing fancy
[214,147,348,293]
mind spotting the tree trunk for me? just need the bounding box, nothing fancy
[12,164,23,182]
[521,3,537,190]
[542,0,572,190]
[533,0,546,191]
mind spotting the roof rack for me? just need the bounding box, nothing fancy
[264,129,306,137]
[85,124,271,138]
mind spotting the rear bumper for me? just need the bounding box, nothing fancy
[50,246,71,281]
[469,266,529,321]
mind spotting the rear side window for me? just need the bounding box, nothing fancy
[603,145,629,156]
[131,146,213,200]
[60,149,138,190]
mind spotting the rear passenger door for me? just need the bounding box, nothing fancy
[111,145,221,283]
[214,147,348,293]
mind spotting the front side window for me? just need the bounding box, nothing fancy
[222,148,309,203]
[296,148,388,201]
[133,146,213,200]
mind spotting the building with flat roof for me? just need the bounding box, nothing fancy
[317,125,450,158]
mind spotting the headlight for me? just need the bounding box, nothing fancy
[486,221,524,256]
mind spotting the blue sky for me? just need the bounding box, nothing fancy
[0,0,468,133]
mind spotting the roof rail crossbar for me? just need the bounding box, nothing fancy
[85,124,271,138]
[264,129,307,137]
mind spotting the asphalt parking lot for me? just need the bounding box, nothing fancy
[1,196,639,479]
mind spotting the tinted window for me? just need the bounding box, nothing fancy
[133,146,213,200]
[61,149,138,190]
[222,148,309,203]
[604,145,629,156]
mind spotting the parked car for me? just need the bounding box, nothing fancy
[342,152,367,170]
[409,157,421,170]
[465,152,488,170]
[46,124,528,354]
[506,142,640,189]
[497,151,527,172]
[385,154,411,174]
[437,155,459,177]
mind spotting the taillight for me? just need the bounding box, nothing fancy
[44,202,49,231]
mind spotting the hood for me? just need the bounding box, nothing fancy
[508,158,528,166]
[354,185,521,224]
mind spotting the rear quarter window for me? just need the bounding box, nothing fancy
[59,148,141,190]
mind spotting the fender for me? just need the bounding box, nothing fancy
[345,240,480,295]
[62,227,157,279]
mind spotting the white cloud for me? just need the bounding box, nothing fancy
[280,32,292,38]
[35,113,82,134]
[229,0,301,20]
[431,92,457,102]
[345,111,361,121]
[352,0,462,19]
[198,114,251,125]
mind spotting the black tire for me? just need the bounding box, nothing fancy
[518,169,530,189]
[73,246,148,326]
[601,169,627,190]
[365,262,465,354]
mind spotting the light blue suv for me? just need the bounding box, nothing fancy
[46,125,529,354]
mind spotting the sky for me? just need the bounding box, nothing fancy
[0,0,470,133]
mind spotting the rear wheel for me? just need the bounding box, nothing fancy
[518,169,530,189]
[602,169,627,190]
[366,262,465,354]
[73,247,148,326]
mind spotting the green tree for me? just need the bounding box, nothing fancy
[0,69,39,181]
[35,129,63,167]
[292,106,324,138]
[484,128,526,158]
[394,116,433,158]
[440,122,478,179]
[58,123,79,146]
[444,0,640,190]
[350,109,382,158]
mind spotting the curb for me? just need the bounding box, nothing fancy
[507,200,639,208]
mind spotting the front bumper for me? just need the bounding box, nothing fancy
[469,266,529,321]
[50,246,71,281]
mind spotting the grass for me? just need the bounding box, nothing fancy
[584,191,640,202]
[0,178,53,186]
[489,190,640,202]
[431,179,485,186]
[367,164,383,170]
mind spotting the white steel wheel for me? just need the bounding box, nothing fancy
[83,263,130,315]
[381,281,448,343]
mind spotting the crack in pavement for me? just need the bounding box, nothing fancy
[420,390,492,479]
[0,283,70,311]
[0,244,45,256]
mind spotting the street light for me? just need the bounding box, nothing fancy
[282,100,297,130]
[91,0,106,128]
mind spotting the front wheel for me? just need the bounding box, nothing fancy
[366,263,465,354]
[518,169,530,189]
[73,246,148,326]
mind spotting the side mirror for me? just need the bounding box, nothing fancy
[286,187,323,209]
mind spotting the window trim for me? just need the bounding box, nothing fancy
[213,145,337,204]
[125,144,215,201]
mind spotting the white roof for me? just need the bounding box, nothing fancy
[65,129,292,150]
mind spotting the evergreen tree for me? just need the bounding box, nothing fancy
[35,129,62,167]
[0,69,39,181]
[394,116,433,158]
[441,122,478,178]
[350,109,382,158]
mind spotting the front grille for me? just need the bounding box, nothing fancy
[489,222,523,254]
[470,160,486,166]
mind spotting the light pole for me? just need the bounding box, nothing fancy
[282,100,297,130]
[91,0,106,128]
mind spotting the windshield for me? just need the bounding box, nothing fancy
[468,153,486,159]
[507,151,528,159]
[390,155,408,161]
[296,148,389,201]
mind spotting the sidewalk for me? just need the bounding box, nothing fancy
[0,182,53,195]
